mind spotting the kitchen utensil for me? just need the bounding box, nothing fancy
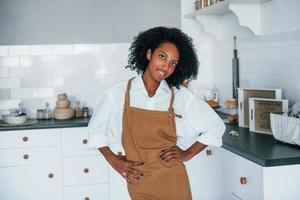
[232,36,239,99]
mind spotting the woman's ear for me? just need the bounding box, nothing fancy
[146,49,152,60]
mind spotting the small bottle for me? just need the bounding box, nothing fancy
[211,86,219,103]
[82,107,89,118]
[44,102,53,119]
[37,109,44,119]
[74,101,83,118]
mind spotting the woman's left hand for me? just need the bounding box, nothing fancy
[160,146,190,162]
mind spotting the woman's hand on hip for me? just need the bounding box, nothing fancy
[160,146,189,162]
[110,155,144,183]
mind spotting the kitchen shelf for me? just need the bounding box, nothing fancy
[185,0,272,18]
[184,0,273,38]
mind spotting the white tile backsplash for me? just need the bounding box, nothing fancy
[0,68,9,78]
[0,35,299,117]
[212,30,300,105]
[8,46,30,56]
[0,43,132,115]
[0,57,19,67]
[30,45,52,56]
[11,88,33,99]
[52,45,74,55]
[0,79,20,89]
[0,46,8,56]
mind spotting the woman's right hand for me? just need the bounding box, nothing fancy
[109,154,144,183]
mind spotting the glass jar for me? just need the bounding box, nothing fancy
[74,101,83,118]
[37,109,44,119]
[44,102,52,119]
[82,107,89,118]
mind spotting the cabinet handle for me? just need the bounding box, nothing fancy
[22,136,28,142]
[82,139,88,144]
[48,173,54,179]
[84,168,89,173]
[84,197,90,200]
[206,149,212,156]
[240,177,247,185]
[23,154,29,160]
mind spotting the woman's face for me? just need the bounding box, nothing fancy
[145,42,179,83]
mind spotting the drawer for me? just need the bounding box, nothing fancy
[63,155,108,186]
[0,164,63,200]
[62,127,99,156]
[0,129,61,149]
[0,147,61,167]
[224,150,263,200]
[64,184,109,200]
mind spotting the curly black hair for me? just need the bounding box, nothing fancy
[126,26,199,88]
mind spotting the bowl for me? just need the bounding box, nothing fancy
[2,114,27,125]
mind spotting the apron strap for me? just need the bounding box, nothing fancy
[124,77,134,109]
[168,87,175,112]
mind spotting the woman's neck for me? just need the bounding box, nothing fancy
[142,74,160,97]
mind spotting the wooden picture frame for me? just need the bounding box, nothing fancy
[249,98,288,134]
[238,88,282,127]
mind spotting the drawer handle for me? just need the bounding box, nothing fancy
[23,154,29,160]
[22,136,28,142]
[240,177,247,185]
[84,168,89,173]
[48,173,54,179]
[117,151,123,156]
[82,139,88,144]
[84,197,90,200]
[206,149,212,156]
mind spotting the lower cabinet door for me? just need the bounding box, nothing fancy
[0,164,63,200]
[64,184,109,200]
[185,146,227,200]
[109,165,131,200]
[223,149,263,200]
[63,156,108,186]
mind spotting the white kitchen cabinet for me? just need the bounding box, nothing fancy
[218,148,300,200]
[186,146,227,200]
[0,164,63,200]
[64,184,109,200]
[0,129,63,200]
[61,127,109,200]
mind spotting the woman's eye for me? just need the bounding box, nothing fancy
[171,62,178,68]
[159,54,166,59]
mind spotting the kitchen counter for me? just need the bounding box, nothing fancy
[1,118,299,167]
[0,117,90,131]
[223,124,300,167]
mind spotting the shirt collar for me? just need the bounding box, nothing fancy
[131,74,171,95]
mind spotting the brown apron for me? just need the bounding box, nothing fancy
[122,78,192,200]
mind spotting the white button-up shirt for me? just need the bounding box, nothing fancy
[88,75,225,153]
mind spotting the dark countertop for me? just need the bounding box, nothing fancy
[223,124,300,167]
[1,117,300,167]
[0,117,90,131]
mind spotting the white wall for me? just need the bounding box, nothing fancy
[181,0,300,105]
[0,43,135,118]
[0,0,181,45]
[261,0,300,35]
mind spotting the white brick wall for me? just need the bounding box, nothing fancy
[212,30,300,105]
[0,43,132,118]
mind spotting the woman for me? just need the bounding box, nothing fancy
[88,27,225,200]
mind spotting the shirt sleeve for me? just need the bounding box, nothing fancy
[87,91,115,148]
[183,91,226,147]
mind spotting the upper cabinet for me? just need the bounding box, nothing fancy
[183,0,273,40]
